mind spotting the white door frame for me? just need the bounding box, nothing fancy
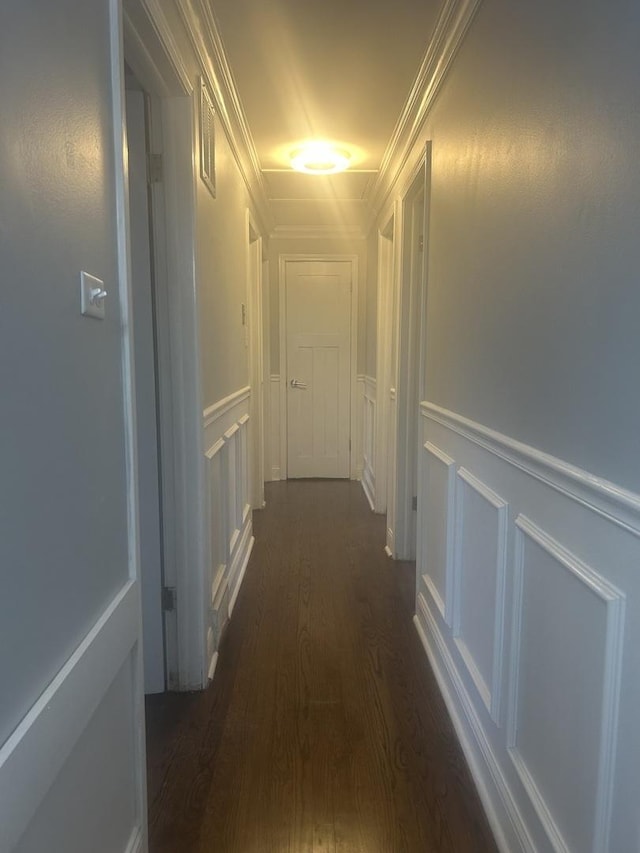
[247,210,265,508]
[261,250,272,485]
[391,145,432,560]
[278,254,359,481]
[374,208,396,515]
[124,0,207,691]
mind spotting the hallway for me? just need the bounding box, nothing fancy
[146,481,497,852]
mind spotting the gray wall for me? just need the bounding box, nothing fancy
[0,0,129,746]
[413,0,640,492]
[197,125,255,406]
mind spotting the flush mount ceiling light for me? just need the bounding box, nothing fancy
[290,142,351,175]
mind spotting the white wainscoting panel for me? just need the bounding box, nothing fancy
[453,468,508,723]
[414,401,640,853]
[203,387,254,680]
[361,375,376,510]
[418,441,456,624]
[0,582,142,852]
[507,516,625,853]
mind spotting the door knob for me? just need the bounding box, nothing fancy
[290,379,308,389]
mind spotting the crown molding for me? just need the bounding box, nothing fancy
[175,0,273,237]
[270,225,366,241]
[366,0,483,230]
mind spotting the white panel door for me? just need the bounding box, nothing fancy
[286,261,351,478]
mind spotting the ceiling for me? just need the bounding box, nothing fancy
[210,0,442,232]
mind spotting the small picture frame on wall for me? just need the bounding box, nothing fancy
[200,77,216,198]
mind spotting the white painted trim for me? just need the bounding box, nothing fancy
[125,824,144,853]
[374,220,395,514]
[507,516,625,853]
[453,468,508,724]
[110,5,148,847]
[360,374,377,508]
[423,441,456,625]
[0,582,139,850]
[138,0,193,94]
[269,374,281,481]
[224,423,240,442]
[203,386,251,427]
[175,0,272,236]
[278,254,359,481]
[364,375,377,397]
[414,598,535,853]
[228,530,255,617]
[205,436,226,460]
[421,402,640,537]
[394,154,430,560]
[126,6,206,691]
[271,224,365,240]
[246,209,265,509]
[367,0,482,226]
[207,651,219,682]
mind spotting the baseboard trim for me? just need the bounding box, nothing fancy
[228,531,255,618]
[124,825,144,853]
[362,468,375,510]
[207,651,219,683]
[413,600,535,853]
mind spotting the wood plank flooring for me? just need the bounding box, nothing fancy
[146,480,498,852]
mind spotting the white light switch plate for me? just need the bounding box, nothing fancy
[81,271,107,320]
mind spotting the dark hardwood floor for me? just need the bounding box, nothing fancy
[146,480,498,852]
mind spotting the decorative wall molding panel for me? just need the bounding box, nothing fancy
[453,468,508,723]
[507,516,625,853]
[415,403,639,853]
[203,391,254,681]
[0,583,141,850]
[418,441,456,624]
[361,375,377,509]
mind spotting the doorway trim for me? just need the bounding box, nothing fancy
[246,210,265,509]
[391,144,432,560]
[124,0,206,690]
[278,254,359,481]
[374,208,396,515]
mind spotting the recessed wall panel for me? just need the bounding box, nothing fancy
[508,517,625,852]
[420,442,456,622]
[454,469,507,721]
